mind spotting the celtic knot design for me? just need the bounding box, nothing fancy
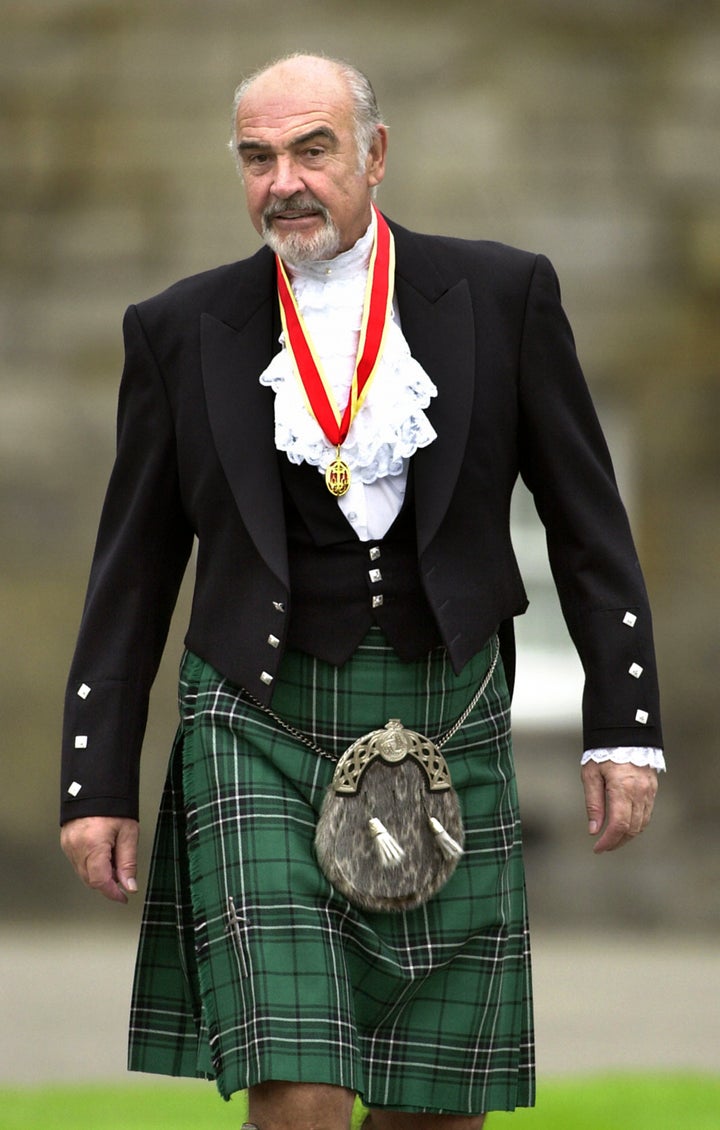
[332,718,452,795]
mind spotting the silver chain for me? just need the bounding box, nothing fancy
[241,636,500,764]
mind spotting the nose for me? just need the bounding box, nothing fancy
[270,155,305,199]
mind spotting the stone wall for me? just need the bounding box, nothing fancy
[2,0,718,923]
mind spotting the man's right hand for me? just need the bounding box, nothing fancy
[61,816,139,903]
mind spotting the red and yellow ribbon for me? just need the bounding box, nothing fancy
[275,206,395,495]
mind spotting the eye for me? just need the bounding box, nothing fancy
[241,151,271,170]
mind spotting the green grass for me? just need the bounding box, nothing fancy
[0,1075,718,1129]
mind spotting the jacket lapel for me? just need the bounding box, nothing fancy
[391,222,476,556]
[200,223,476,576]
[200,253,290,587]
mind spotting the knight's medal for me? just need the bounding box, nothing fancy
[325,448,351,496]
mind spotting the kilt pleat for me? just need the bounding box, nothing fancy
[128,629,535,1114]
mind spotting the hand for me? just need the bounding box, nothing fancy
[61,816,139,903]
[581,761,658,853]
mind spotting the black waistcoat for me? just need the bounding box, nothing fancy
[279,457,442,666]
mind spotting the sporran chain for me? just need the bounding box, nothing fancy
[240,636,500,764]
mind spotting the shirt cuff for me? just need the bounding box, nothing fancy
[581,747,666,772]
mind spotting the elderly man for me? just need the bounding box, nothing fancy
[61,53,663,1129]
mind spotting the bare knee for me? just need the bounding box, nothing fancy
[247,1080,356,1130]
[364,1112,486,1130]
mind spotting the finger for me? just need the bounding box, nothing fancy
[627,801,649,839]
[593,809,632,853]
[599,779,641,850]
[591,770,632,852]
[643,795,655,830]
[86,842,128,904]
[581,762,606,837]
[114,822,139,894]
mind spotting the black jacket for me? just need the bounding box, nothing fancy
[60,218,662,823]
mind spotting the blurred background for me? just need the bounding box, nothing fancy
[1,0,718,1090]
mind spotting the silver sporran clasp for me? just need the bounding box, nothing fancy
[331,718,452,796]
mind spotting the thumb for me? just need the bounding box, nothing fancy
[115,820,139,894]
[581,761,606,836]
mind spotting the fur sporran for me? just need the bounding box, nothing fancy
[315,719,464,913]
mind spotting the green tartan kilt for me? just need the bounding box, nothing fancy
[128,629,535,1115]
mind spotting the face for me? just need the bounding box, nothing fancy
[234,59,387,264]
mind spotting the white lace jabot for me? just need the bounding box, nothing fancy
[259,216,437,540]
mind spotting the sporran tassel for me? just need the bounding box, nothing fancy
[368,817,405,866]
[429,816,464,860]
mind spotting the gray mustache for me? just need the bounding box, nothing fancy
[264,197,328,219]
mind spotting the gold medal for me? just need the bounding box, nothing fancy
[325,449,351,497]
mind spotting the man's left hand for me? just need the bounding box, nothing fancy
[581,761,658,853]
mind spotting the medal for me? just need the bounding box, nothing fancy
[325,447,351,496]
[276,206,395,494]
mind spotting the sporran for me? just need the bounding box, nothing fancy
[315,720,464,911]
[243,637,500,913]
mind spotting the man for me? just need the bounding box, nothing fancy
[61,54,663,1129]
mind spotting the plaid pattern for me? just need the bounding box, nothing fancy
[129,629,534,1115]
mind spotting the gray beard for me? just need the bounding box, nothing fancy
[261,206,342,265]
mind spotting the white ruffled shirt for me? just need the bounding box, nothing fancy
[260,215,436,541]
[259,219,665,773]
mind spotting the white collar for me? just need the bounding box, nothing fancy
[284,214,375,284]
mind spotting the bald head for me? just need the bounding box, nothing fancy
[231,53,383,172]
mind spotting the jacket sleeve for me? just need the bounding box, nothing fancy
[517,254,662,751]
[60,304,194,824]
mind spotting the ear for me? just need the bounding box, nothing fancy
[366,124,388,188]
